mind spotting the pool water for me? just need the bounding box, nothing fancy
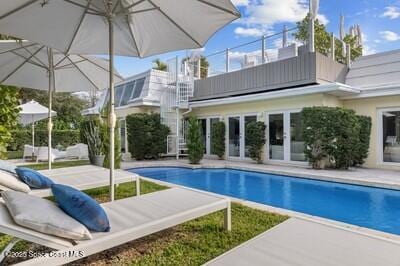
[130,167,400,235]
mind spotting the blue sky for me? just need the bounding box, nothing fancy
[114,0,400,78]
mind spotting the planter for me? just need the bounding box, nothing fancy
[94,155,105,167]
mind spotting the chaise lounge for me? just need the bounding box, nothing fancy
[0,185,231,266]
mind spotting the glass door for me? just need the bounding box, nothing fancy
[199,118,207,155]
[267,111,305,163]
[200,117,221,156]
[244,115,257,158]
[228,116,241,158]
[209,118,220,155]
[379,108,400,164]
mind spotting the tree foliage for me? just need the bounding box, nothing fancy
[301,107,371,169]
[245,121,266,163]
[187,117,204,164]
[294,14,363,63]
[152,59,168,71]
[211,121,226,159]
[0,86,20,158]
[126,113,170,160]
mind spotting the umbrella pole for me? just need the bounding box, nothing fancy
[48,48,54,170]
[107,2,115,202]
[32,120,35,159]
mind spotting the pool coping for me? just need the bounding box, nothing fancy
[124,161,400,191]
[133,171,400,244]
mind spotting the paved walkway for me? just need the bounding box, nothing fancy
[205,217,400,266]
[122,159,400,190]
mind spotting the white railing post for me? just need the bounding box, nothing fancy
[346,44,351,67]
[331,33,335,60]
[175,56,180,160]
[225,48,230,73]
[261,35,266,64]
[309,17,315,52]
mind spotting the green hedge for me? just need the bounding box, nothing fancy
[7,130,80,151]
[211,121,226,159]
[301,107,371,169]
[187,117,204,164]
[245,121,266,163]
[126,113,170,160]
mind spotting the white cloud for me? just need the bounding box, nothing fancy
[231,0,249,6]
[382,6,400,19]
[241,0,327,26]
[234,27,266,37]
[380,31,400,41]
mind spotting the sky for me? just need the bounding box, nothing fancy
[114,0,400,78]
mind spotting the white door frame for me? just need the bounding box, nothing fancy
[198,116,221,157]
[265,109,307,165]
[227,113,258,160]
[377,107,400,166]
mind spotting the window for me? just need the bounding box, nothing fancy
[120,81,135,106]
[130,78,145,100]
[114,85,124,107]
[381,109,400,163]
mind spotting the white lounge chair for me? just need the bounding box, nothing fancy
[33,165,138,197]
[0,186,231,265]
[22,145,38,160]
[36,147,66,162]
[65,143,89,160]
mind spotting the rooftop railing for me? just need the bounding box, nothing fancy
[199,26,353,79]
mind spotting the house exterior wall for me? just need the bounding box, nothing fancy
[343,95,400,170]
[190,93,400,170]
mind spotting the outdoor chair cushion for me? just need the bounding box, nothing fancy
[15,167,54,189]
[0,160,17,175]
[51,184,110,232]
[0,170,31,193]
[1,190,92,240]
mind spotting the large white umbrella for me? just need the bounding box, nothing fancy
[0,40,123,169]
[18,100,57,158]
[0,0,240,201]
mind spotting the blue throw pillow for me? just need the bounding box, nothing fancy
[0,160,17,175]
[51,184,110,232]
[15,167,54,189]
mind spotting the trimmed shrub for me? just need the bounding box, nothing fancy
[211,121,226,159]
[7,130,80,151]
[353,115,372,166]
[245,121,266,163]
[301,107,371,169]
[126,113,170,160]
[187,117,204,164]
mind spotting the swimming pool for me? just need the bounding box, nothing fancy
[130,167,400,235]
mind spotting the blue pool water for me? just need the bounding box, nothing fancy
[130,167,400,235]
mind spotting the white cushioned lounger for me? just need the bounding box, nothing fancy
[0,187,231,266]
[30,165,137,197]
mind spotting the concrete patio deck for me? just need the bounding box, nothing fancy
[205,217,400,266]
[122,159,400,190]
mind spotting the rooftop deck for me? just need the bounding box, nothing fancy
[192,52,348,101]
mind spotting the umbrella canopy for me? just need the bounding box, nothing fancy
[18,100,56,126]
[18,100,57,157]
[0,40,123,169]
[0,40,123,92]
[0,1,240,57]
[0,0,240,201]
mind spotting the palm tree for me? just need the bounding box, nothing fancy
[153,59,167,71]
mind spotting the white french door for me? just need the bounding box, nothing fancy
[228,114,258,159]
[199,117,221,156]
[266,110,306,164]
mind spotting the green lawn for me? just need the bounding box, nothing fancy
[1,161,288,265]
[22,160,90,170]
[6,150,23,159]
